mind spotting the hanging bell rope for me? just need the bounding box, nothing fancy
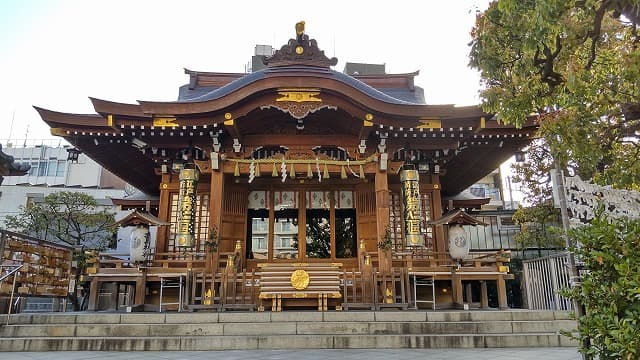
[248,161,255,183]
[281,159,287,182]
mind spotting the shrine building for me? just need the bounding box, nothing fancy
[35,23,537,312]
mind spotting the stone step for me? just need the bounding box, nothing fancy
[0,310,578,351]
[0,333,576,351]
[0,320,577,337]
[0,310,573,325]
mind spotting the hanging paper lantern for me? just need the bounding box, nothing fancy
[448,224,469,260]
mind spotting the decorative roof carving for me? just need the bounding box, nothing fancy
[263,21,338,68]
[260,103,337,120]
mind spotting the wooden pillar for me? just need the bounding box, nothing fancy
[451,271,463,308]
[109,282,118,310]
[156,174,173,253]
[375,168,390,272]
[497,275,508,309]
[209,171,225,243]
[87,278,99,311]
[208,170,225,271]
[465,282,473,305]
[134,271,146,305]
[480,280,489,309]
[430,175,446,253]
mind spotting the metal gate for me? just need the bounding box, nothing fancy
[522,252,573,311]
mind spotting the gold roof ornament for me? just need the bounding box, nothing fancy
[295,21,305,36]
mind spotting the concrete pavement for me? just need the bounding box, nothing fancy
[2,348,582,360]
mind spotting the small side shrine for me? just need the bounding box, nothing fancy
[35,22,534,312]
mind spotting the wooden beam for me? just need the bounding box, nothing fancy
[242,134,359,147]
[223,114,243,144]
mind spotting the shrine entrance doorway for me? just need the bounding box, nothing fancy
[245,189,357,262]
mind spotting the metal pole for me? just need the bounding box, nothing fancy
[7,266,20,325]
[555,162,588,359]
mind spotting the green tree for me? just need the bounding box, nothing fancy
[564,213,640,359]
[471,2,640,357]
[512,204,564,257]
[4,191,117,311]
[470,0,640,187]
[4,191,117,249]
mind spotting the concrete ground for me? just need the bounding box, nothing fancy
[2,348,582,360]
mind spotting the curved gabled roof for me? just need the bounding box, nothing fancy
[182,66,418,105]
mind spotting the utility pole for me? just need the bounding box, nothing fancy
[553,162,588,360]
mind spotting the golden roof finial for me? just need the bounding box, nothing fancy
[295,21,305,36]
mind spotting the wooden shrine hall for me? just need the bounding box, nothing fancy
[36,22,536,312]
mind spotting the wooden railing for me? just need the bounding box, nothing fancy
[185,268,257,311]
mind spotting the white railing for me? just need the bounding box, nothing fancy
[522,252,573,311]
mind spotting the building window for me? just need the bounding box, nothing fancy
[46,160,58,176]
[37,161,47,176]
[56,160,66,177]
[274,190,299,259]
[29,162,38,176]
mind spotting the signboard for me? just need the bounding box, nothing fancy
[400,169,423,246]
[175,166,200,247]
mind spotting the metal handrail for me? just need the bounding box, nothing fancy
[1,264,24,324]
[0,264,23,282]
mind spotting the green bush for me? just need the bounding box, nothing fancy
[565,213,640,360]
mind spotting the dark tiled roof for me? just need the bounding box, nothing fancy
[177,67,424,105]
[376,87,425,104]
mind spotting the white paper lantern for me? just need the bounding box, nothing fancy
[448,224,469,260]
[130,225,150,262]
